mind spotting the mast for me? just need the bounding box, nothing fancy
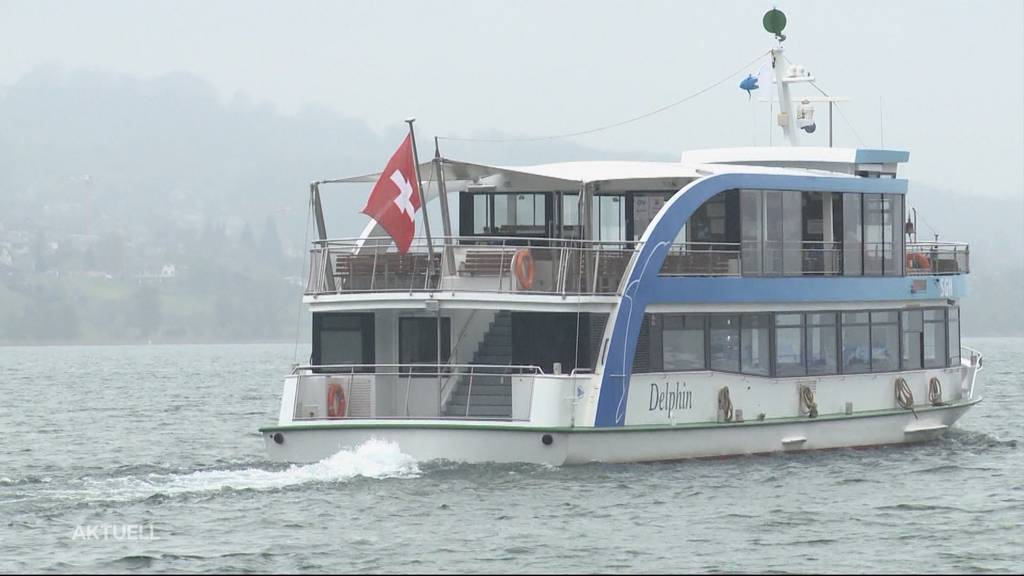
[772,46,798,146]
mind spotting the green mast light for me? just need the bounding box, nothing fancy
[763,8,787,41]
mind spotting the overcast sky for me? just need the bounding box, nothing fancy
[2,0,1022,197]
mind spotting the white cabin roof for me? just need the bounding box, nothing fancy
[681,147,909,176]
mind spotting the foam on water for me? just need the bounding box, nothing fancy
[56,439,419,503]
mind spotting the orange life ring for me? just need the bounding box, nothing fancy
[906,252,930,270]
[512,248,535,290]
[327,382,347,418]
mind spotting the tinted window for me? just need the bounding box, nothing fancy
[741,313,771,376]
[901,310,923,370]
[924,308,947,368]
[663,315,706,371]
[948,307,961,367]
[870,311,900,372]
[399,317,451,372]
[775,313,805,377]
[806,313,838,375]
[709,315,740,372]
[842,312,871,373]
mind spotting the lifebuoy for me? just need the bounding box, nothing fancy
[512,248,535,290]
[327,382,347,418]
[906,252,930,271]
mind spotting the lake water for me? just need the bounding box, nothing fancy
[1,338,1021,573]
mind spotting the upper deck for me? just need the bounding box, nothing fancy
[307,149,969,302]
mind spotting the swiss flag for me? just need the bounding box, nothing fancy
[361,134,421,253]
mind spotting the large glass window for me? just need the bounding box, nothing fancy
[560,193,580,238]
[595,195,626,243]
[782,191,803,275]
[740,190,763,275]
[741,313,771,376]
[709,315,740,372]
[399,317,451,372]
[870,311,900,372]
[775,313,805,376]
[842,193,863,276]
[864,194,884,275]
[841,312,871,373]
[948,307,961,367]
[313,313,375,368]
[901,309,923,370]
[806,312,838,375]
[888,194,904,276]
[923,309,947,368]
[663,314,706,371]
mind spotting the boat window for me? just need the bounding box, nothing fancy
[841,312,871,374]
[741,313,771,376]
[888,194,904,276]
[842,193,863,276]
[901,310,924,370]
[662,314,706,371]
[806,312,838,375]
[774,313,805,376]
[740,190,763,275]
[459,191,552,238]
[559,193,581,238]
[595,194,627,244]
[687,190,740,248]
[399,317,451,372]
[863,194,884,275]
[312,313,374,369]
[632,193,671,242]
[870,311,900,372]
[472,194,489,235]
[947,307,961,367]
[923,308,947,368]
[709,314,740,372]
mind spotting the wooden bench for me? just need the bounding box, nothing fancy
[334,252,439,290]
[460,249,509,277]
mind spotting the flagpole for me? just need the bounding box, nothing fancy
[405,118,436,280]
[434,137,456,276]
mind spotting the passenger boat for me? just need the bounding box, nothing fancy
[261,10,982,464]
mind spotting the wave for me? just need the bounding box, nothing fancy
[45,439,419,503]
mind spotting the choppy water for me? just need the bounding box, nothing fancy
[1,338,1021,573]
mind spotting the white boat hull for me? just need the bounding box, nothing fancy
[262,400,978,466]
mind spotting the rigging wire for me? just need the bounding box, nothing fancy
[807,80,867,148]
[437,50,771,144]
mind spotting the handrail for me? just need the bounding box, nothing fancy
[293,363,545,375]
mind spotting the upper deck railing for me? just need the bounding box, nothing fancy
[307,236,641,296]
[905,242,970,276]
[305,237,969,296]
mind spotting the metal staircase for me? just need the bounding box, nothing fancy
[443,311,513,418]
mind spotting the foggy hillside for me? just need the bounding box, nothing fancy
[0,67,1020,343]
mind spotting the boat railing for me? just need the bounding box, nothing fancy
[906,242,970,275]
[305,236,971,295]
[289,363,546,421]
[307,236,641,296]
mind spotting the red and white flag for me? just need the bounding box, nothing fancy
[361,134,420,253]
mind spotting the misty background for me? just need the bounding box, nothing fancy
[0,0,1021,344]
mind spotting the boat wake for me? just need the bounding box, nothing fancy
[31,439,419,504]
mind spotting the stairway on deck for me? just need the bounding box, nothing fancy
[444,311,513,418]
